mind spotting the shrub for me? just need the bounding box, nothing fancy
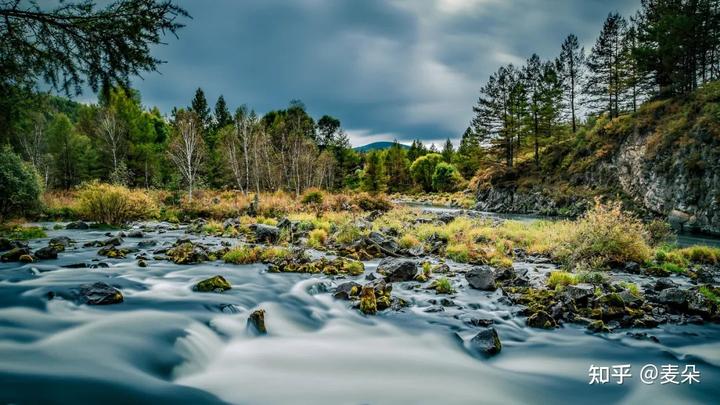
[341,260,365,276]
[76,182,158,225]
[410,153,443,192]
[0,146,42,220]
[547,271,578,289]
[335,224,362,245]
[203,220,224,235]
[308,228,328,248]
[352,193,392,212]
[576,271,608,285]
[646,219,674,246]
[259,247,291,262]
[301,188,324,205]
[554,201,652,268]
[431,162,464,192]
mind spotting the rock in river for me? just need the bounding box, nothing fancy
[377,258,418,282]
[468,327,502,356]
[194,275,232,292]
[247,309,267,335]
[34,246,59,260]
[79,282,124,305]
[465,265,496,291]
[527,310,557,329]
[1,247,30,262]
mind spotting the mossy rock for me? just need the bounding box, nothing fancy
[247,309,267,335]
[19,254,34,263]
[588,320,610,333]
[599,293,625,308]
[359,285,377,315]
[527,310,557,329]
[194,275,232,292]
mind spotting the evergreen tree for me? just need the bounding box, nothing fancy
[362,150,386,193]
[441,138,455,163]
[214,95,233,131]
[558,34,585,133]
[384,140,411,192]
[584,13,629,118]
[317,115,341,147]
[407,140,427,162]
[523,54,543,168]
[190,88,211,131]
[455,127,482,179]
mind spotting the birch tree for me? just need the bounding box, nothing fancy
[168,110,204,202]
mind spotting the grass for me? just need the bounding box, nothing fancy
[308,228,328,249]
[699,286,720,305]
[546,271,579,289]
[203,220,224,235]
[0,224,47,240]
[223,246,260,264]
[433,277,455,294]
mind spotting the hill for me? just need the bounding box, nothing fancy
[353,141,409,153]
[473,82,720,235]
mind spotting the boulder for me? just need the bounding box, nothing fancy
[333,281,361,300]
[654,278,677,291]
[167,242,209,264]
[527,310,557,329]
[624,261,641,274]
[34,246,59,260]
[66,221,89,230]
[688,292,710,315]
[1,247,30,262]
[564,283,594,302]
[465,265,496,290]
[194,275,232,292]
[101,236,124,246]
[247,309,267,335]
[19,254,34,263]
[253,224,280,243]
[657,288,688,307]
[0,237,14,251]
[468,327,502,356]
[49,236,73,251]
[377,258,418,282]
[137,240,157,249]
[126,230,144,238]
[79,282,123,305]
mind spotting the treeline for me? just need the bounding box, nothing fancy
[471,0,720,169]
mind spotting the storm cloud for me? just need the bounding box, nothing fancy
[132,0,640,146]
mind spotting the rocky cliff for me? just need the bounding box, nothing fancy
[475,84,720,235]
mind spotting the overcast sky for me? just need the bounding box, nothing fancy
[131,0,640,147]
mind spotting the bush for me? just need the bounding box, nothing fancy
[410,153,443,192]
[76,182,158,225]
[431,162,464,192]
[301,188,324,205]
[554,200,652,268]
[433,277,454,294]
[352,193,392,212]
[0,146,42,220]
[0,224,46,240]
[646,219,674,246]
[308,228,328,248]
[677,245,720,265]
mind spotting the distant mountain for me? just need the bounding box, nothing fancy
[353,141,410,152]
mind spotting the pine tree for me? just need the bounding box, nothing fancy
[558,34,585,133]
[523,54,543,168]
[190,88,211,131]
[214,95,232,131]
[362,150,386,193]
[384,140,411,192]
[584,13,629,118]
[455,127,482,179]
[407,140,427,162]
[441,138,454,163]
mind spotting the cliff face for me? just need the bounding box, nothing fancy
[614,123,720,234]
[475,84,720,235]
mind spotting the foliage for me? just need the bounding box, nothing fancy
[410,153,443,192]
[308,228,328,249]
[301,188,324,205]
[0,146,42,219]
[0,224,46,240]
[76,182,158,225]
[547,271,578,289]
[431,162,464,192]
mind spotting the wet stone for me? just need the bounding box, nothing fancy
[247,309,267,335]
[468,327,502,356]
[79,282,123,305]
[194,275,232,292]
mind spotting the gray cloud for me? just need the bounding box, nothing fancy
[131,0,640,146]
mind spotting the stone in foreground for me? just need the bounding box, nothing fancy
[465,265,496,290]
[468,327,502,356]
[247,309,267,335]
[377,258,418,282]
[194,275,232,292]
[79,282,124,305]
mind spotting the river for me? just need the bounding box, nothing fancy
[1,222,719,404]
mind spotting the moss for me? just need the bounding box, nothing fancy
[341,260,365,276]
[359,285,377,315]
[194,275,232,292]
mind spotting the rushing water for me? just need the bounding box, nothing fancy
[1,223,719,404]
